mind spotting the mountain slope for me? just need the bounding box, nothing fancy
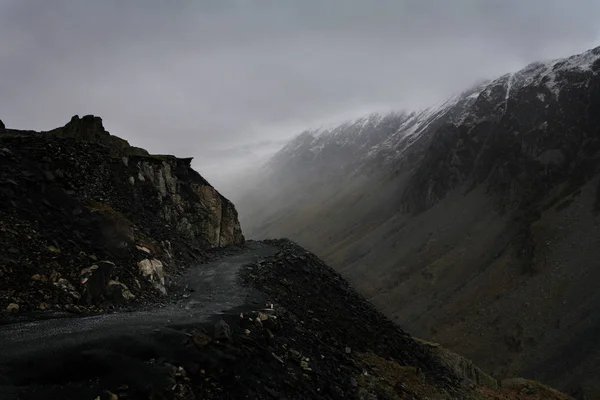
[236,45,600,398]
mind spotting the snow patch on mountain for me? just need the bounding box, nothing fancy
[488,46,600,100]
[273,46,600,174]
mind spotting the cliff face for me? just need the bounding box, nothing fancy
[0,115,243,312]
[236,46,600,397]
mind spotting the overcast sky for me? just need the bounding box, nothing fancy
[1,1,600,189]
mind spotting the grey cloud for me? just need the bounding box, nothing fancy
[1,0,599,186]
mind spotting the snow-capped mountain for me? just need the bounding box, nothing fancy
[267,45,600,187]
[236,45,600,396]
[268,81,487,178]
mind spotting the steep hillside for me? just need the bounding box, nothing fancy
[236,46,600,398]
[0,115,243,312]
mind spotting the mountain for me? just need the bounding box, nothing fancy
[0,117,570,399]
[236,45,600,398]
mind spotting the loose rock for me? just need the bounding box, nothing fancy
[6,303,19,313]
[214,319,231,340]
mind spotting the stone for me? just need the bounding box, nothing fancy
[6,303,19,313]
[128,176,135,185]
[136,245,151,254]
[271,353,285,364]
[50,270,61,282]
[191,331,212,348]
[47,245,61,254]
[39,302,47,310]
[258,312,269,321]
[55,278,76,292]
[214,319,231,340]
[138,259,164,280]
[300,360,312,371]
[31,274,48,282]
[80,265,99,283]
[64,304,82,314]
[105,280,135,303]
[138,258,166,294]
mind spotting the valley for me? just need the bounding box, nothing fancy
[236,45,600,398]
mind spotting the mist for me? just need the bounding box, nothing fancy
[1,0,600,197]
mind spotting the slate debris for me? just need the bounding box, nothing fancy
[237,239,471,398]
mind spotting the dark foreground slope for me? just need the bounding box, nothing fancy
[236,46,600,397]
[0,240,570,400]
[0,115,243,312]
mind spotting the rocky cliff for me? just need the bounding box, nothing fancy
[236,45,600,398]
[0,115,243,312]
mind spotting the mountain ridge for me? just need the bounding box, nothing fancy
[236,45,600,398]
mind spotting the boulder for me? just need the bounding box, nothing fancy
[138,258,166,294]
[80,261,115,304]
[105,280,135,304]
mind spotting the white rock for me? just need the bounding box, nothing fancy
[136,245,151,254]
[55,278,76,292]
[138,258,166,294]
[6,303,19,313]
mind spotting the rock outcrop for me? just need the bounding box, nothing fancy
[0,115,243,312]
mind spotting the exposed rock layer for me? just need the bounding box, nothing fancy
[0,115,243,311]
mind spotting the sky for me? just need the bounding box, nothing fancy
[1,0,600,191]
